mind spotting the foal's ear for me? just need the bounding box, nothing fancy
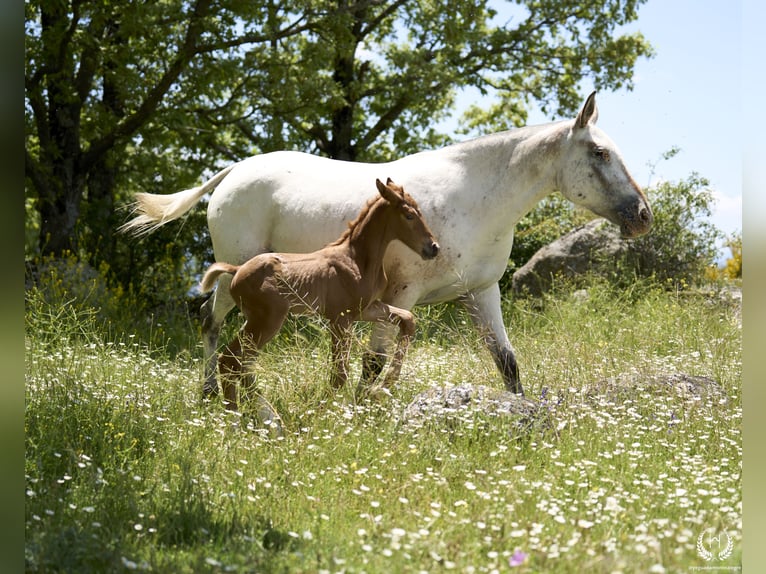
[376,177,403,204]
[575,91,599,129]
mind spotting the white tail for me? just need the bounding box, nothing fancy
[119,164,237,236]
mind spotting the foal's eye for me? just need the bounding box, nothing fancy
[404,212,415,221]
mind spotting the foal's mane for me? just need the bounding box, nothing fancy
[328,194,388,247]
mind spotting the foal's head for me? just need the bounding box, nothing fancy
[376,178,440,260]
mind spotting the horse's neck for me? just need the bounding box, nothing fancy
[451,122,568,218]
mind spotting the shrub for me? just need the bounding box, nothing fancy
[623,173,723,288]
[503,172,725,295]
[25,252,199,353]
[724,232,742,279]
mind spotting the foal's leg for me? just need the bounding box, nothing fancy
[459,282,523,395]
[218,334,247,411]
[218,302,288,421]
[357,301,416,396]
[359,289,420,389]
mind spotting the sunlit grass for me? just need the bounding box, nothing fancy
[25,280,741,572]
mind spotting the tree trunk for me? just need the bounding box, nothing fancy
[37,180,83,256]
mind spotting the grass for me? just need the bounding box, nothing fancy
[25,279,742,572]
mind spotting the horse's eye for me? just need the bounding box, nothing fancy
[404,212,415,221]
[593,147,610,161]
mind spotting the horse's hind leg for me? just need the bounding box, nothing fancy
[201,274,237,398]
[239,370,284,436]
[224,305,288,432]
[359,323,396,389]
[218,335,246,411]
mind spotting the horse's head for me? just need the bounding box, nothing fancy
[557,92,653,238]
[376,178,440,259]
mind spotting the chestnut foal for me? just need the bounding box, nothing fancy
[200,178,440,424]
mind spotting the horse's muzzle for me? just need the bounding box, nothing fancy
[422,241,440,259]
[620,204,653,238]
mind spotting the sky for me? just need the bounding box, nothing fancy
[571,0,743,239]
[445,0,746,256]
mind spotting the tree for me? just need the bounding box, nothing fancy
[25,0,653,272]
[25,0,312,260]
[227,0,653,161]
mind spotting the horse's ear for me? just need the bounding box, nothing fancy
[376,178,401,204]
[575,91,599,129]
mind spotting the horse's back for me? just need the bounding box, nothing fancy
[207,152,395,262]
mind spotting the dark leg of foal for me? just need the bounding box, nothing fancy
[356,302,415,396]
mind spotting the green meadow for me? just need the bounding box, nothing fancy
[25,280,741,572]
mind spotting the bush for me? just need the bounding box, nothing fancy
[25,252,199,353]
[503,172,725,295]
[724,232,742,279]
[623,173,723,288]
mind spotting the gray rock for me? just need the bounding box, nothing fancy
[584,372,728,404]
[512,219,628,296]
[401,384,549,435]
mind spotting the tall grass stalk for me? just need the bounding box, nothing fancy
[25,279,741,572]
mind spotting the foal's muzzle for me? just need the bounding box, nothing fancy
[422,241,440,259]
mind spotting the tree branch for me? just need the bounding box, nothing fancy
[79,0,213,171]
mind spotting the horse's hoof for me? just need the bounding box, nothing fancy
[366,385,393,402]
[202,381,220,398]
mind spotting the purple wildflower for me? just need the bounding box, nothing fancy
[509,550,528,567]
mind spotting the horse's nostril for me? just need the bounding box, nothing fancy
[639,207,651,223]
[432,242,440,256]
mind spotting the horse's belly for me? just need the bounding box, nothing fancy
[383,237,512,306]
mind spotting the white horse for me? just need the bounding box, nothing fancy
[122,92,652,397]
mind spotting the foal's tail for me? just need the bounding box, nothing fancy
[119,163,238,236]
[200,262,240,293]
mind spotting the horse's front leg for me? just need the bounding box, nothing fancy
[359,288,420,390]
[459,282,523,395]
[358,301,415,396]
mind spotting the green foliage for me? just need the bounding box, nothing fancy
[26,253,200,354]
[624,173,724,288]
[25,277,741,572]
[723,232,742,280]
[504,172,725,294]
